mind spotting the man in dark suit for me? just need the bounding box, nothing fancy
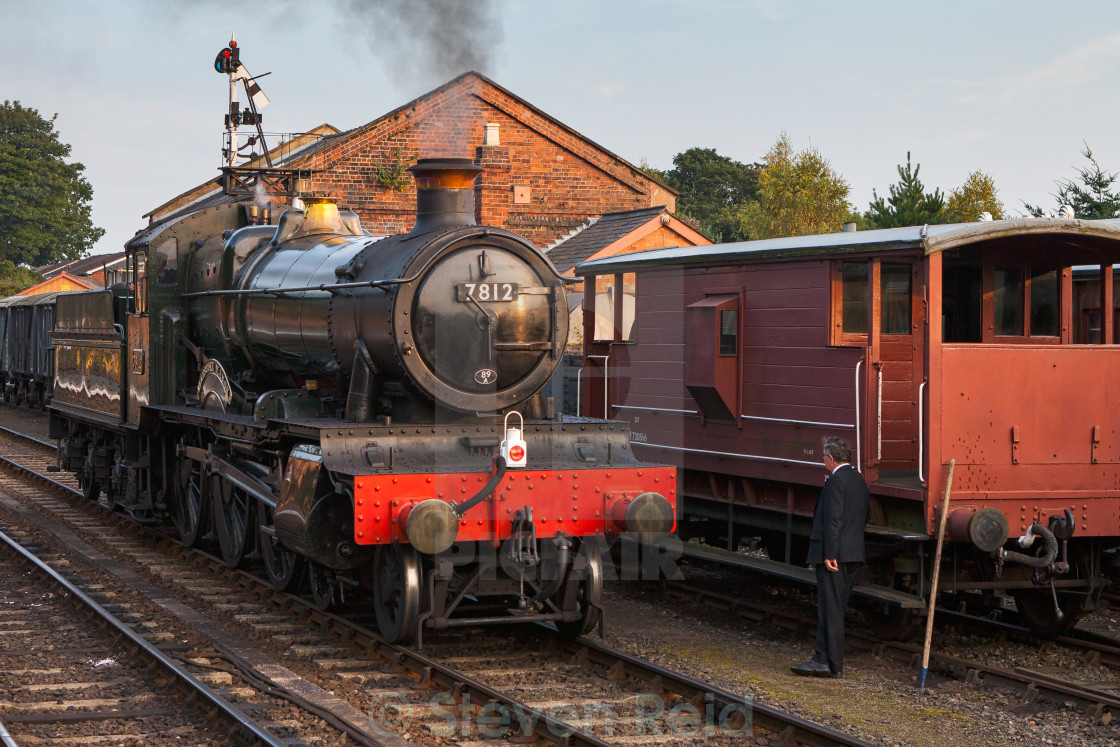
[791,436,869,678]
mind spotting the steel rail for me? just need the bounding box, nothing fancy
[0,525,288,747]
[553,630,877,747]
[2,420,895,745]
[211,562,618,747]
[0,437,610,746]
[0,421,57,452]
[0,716,16,747]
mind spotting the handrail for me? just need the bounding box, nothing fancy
[854,359,862,472]
[637,441,821,468]
[576,366,583,416]
[612,405,857,429]
[742,414,855,429]
[614,405,700,415]
[877,367,883,461]
[918,380,927,484]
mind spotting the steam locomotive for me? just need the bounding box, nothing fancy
[44,157,675,644]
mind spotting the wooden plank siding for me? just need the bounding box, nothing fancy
[614,260,865,487]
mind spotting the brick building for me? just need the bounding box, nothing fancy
[145,72,677,249]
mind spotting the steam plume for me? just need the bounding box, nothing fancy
[343,0,504,89]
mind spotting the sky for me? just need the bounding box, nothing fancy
[5,0,1120,256]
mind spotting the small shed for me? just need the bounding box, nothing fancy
[17,271,96,295]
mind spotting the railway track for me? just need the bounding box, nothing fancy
[0,520,285,745]
[0,421,874,746]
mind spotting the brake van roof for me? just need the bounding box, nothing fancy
[575,218,1120,275]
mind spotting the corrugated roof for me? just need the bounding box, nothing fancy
[575,218,1120,275]
[546,206,669,273]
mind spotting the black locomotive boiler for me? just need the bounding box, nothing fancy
[47,158,675,644]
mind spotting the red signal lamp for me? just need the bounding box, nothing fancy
[501,411,527,468]
[214,48,233,74]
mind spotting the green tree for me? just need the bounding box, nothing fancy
[866,152,945,228]
[0,261,42,296]
[737,133,852,240]
[1025,143,1120,219]
[944,170,1004,223]
[658,147,760,242]
[0,101,103,266]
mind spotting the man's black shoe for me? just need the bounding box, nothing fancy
[791,660,832,677]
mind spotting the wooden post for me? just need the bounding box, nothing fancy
[920,458,955,694]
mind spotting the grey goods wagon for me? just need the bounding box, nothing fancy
[0,292,61,407]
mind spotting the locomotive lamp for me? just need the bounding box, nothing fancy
[501,411,527,468]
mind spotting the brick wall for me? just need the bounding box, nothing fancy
[298,74,673,247]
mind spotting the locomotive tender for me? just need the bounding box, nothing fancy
[46,157,675,644]
[578,218,1120,637]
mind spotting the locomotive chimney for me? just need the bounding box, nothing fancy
[408,158,482,234]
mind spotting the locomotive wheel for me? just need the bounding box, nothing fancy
[79,471,101,503]
[213,477,255,569]
[555,549,603,640]
[258,503,304,592]
[173,441,209,547]
[372,544,421,645]
[308,563,339,610]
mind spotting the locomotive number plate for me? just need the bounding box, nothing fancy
[456,282,519,303]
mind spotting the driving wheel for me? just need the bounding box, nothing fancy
[258,502,304,591]
[213,476,254,568]
[172,437,209,546]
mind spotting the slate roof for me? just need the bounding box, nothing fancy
[546,206,669,273]
[36,252,128,279]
